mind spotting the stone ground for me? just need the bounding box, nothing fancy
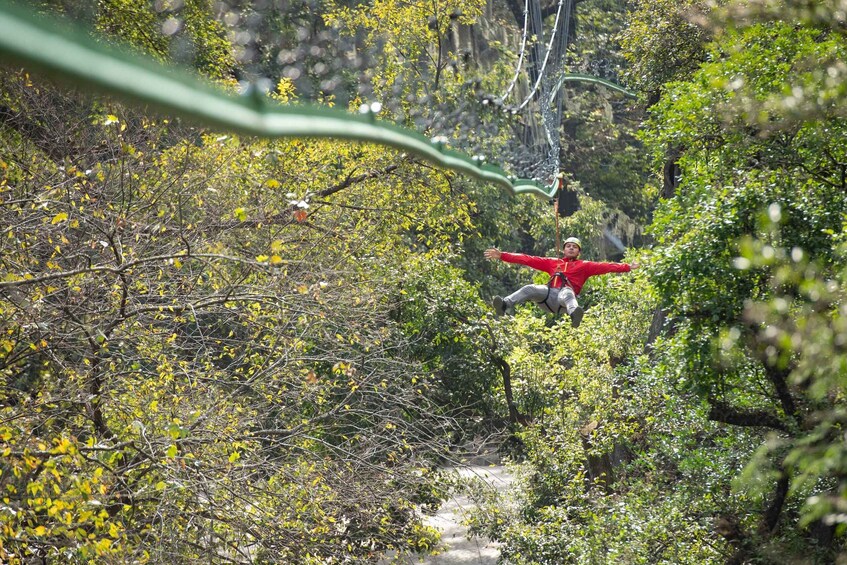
[381,445,515,565]
[416,465,514,564]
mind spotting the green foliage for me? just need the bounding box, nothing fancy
[635,12,847,562]
[392,256,507,421]
[712,0,847,124]
[96,0,168,60]
[0,64,476,561]
[95,0,235,79]
[731,233,847,539]
[644,21,847,376]
[619,0,715,100]
[475,265,755,563]
[558,0,655,222]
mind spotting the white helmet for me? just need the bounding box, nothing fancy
[564,237,582,249]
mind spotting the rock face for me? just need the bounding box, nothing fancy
[444,0,520,71]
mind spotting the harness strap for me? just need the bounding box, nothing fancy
[547,271,571,289]
[538,285,564,314]
[544,272,571,314]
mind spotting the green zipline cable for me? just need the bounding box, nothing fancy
[0,1,565,197]
[551,73,637,101]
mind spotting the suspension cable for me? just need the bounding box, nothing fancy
[499,0,531,101]
[537,0,573,180]
[515,0,567,111]
[554,195,561,255]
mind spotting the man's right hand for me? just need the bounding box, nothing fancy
[484,248,502,261]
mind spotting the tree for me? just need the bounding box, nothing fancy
[641,18,847,561]
[0,54,492,560]
[619,0,715,104]
[467,6,847,564]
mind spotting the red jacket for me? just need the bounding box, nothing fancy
[500,252,631,295]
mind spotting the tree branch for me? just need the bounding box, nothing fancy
[707,399,788,431]
[0,252,292,289]
[315,164,400,200]
[765,364,802,427]
[761,467,790,535]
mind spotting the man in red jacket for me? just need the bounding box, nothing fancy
[484,237,638,327]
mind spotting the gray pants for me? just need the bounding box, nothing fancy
[505,284,579,315]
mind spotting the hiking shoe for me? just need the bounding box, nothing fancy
[493,296,507,316]
[570,306,584,328]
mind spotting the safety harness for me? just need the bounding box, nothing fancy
[539,270,573,314]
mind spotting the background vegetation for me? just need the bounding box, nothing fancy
[2,0,847,563]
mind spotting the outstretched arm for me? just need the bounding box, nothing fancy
[487,250,559,273]
[582,260,637,276]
